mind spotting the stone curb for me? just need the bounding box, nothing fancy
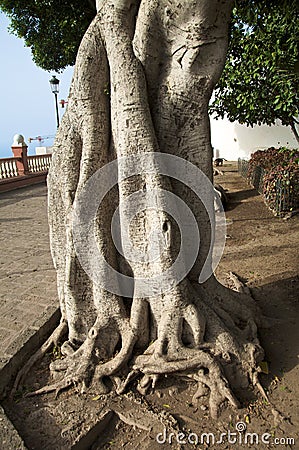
[0,405,27,450]
[0,307,60,449]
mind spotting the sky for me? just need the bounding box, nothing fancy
[0,11,73,158]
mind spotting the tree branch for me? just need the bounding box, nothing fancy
[86,0,97,14]
[290,119,299,145]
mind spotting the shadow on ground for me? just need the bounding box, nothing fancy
[0,184,47,208]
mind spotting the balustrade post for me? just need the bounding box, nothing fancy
[11,134,29,176]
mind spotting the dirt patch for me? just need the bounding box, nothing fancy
[3,163,299,449]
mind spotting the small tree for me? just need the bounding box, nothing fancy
[210,0,299,144]
[8,0,270,419]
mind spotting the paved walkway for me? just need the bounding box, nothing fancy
[0,184,58,386]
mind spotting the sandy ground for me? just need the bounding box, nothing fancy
[3,163,299,449]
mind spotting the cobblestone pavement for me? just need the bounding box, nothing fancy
[0,184,58,366]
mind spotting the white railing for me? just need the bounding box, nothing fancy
[27,154,52,173]
[0,157,18,179]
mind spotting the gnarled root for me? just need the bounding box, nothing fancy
[10,318,68,398]
[17,276,266,422]
[26,317,138,398]
[112,287,263,418]
[132,350,240,419]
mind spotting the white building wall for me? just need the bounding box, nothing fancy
[35,146,53,155]
[210,117,297,160]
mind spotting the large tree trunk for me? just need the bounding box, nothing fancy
[30,0,265,418]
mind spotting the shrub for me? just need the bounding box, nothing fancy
[248,147,299,215]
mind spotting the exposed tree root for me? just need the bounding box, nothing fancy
[228,271,251,295]
[26,314,139,397]
[112,409,152,432]
[10,318,68,398]
[132,350,240,419]
[21,275,268,420]
[251,368,286,425]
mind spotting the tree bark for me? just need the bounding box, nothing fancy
[30,0,266,418]
[290,119,299,145]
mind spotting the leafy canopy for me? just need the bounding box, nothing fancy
[210,0,299,131]
[0,0,96,71]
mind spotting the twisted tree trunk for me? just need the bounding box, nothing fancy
[29,0,265,418]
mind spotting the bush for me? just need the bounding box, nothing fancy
[248,147,299,215]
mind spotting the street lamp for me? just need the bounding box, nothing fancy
[49,75,60,128]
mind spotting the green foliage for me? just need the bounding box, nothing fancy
[210,0,299,132]
[0,0,96,71]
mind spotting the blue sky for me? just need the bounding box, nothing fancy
[0,11,73,158]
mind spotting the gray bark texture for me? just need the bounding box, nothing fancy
[17,0,266,418]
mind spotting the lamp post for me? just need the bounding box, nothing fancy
[49,75,60,128]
